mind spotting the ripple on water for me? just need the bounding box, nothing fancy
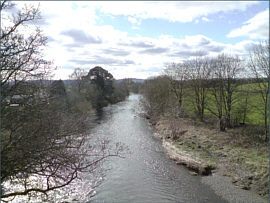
[88,95,226,202]
[16,94,224,203]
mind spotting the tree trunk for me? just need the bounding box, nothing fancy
[219,117,226,131]
[265,102,269,141]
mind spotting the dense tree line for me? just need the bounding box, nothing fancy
[141,42,269,141]
[68,66,130,112]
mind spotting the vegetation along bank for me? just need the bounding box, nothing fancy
[1,1,133,199]
[139,41,269,201]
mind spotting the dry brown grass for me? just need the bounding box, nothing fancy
[155,116,269,199]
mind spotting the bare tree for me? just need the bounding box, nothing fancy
[69,68,88,94]
[141,76,171,121]
[247,40,269,141]
[112,81,129,102]
[207,53,244,131]
[163,62,188,108]
[234,89,252,125]
[1,94,125,201]
[185,53,212,121]
[1,2,126,201]
[1,0,55,106]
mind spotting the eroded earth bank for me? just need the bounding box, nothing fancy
[152,117,269,203]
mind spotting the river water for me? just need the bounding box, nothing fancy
[2,94,226,203]
[1,93,260,203]
[86,94,226,202]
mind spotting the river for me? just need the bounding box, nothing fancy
[1,94,262,203]
[85,94,226,202]
[2,94,227,203]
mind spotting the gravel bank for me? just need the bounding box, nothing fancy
[201,166,268,203]
[154,117,269,202]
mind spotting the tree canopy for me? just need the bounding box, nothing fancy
[87,66,114,80]
[50,79,67,97]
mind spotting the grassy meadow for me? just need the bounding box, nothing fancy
[182,82,269,127]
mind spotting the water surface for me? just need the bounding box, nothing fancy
[88,94,226,202]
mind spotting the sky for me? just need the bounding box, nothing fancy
[2,1,269,80]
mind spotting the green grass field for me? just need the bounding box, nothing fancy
[181,82,269,126]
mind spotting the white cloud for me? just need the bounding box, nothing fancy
[201,17,211,22]
[96,1,258,23]
[38,2,267,79]
[227,9,269,39]
[167,35,226,58]
[47,30,260,80]
[6,1,264,80]
[128,16,140,25]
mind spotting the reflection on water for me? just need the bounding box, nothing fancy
[3,94,226,203]
[87,94,226,203]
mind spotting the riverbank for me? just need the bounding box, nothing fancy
[153,117,269,202]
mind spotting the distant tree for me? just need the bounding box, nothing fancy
[104,79,115,99]
[233,90,251,125]
[95,74,105,90]
[112,81,129,102]
[83,66,117,108]
[87,66,114,80]
[163,62,188,108]
[129,82,140,93]
[49,79,68,110]
[142,76,171,120]
[86,84,106,109]
[83,66,114,90]
[69,68,88,93]
[50,79,67,97]
[247,40,269,141]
